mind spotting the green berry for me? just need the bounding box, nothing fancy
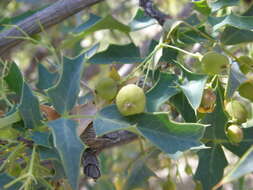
[116,84,146,116]
[225,100,248,124]
[226,125,244,143]
[239,80,253,102]
[201,51,229,75]
[95,77,117,100]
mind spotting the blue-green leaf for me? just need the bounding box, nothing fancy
[211,13,253,31]
[4,62,23,97]
[201,82,228,140]
[124,158,156,190]
[48,118,84,190]
[209,0,239,12]
[88,43,142,64]
[129,8,157,31]
[63,14,130,47]
[194,144,228,190]
[19,83,43,128]
[178,64,208,111]
[223,127,253,157]
[0,173,22,190]
[47,55,84,114]
[94,105,135,136]
[36,64,58,90]
[220,5,253,45]
[216,146,253,187]
[30,131,51,148]
[225,62,247,98]
[201,81,228,140]
[146,73,179,112]
[94,105,205,158]
[170,92,197,122]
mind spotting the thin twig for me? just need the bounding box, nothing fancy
[139,0,171,25]
[0,0,105,58]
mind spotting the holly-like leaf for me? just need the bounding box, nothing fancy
[220,5,253,45]
[221,27,253,45]
[215,146,253,188]
[38,146,61,161]
[36,64,58,90]
[30,131,51,148]
[0,173,22,190]
[201,83,228,140]
[194,144,228,190]
[47,55,84,114]
[48,118,84,190]
[178,64,208,111]
[148,40,178,63]
[146,73,179,112]
[4,62,23,97]
[88,43,142,64]
[211,13,253,31]
[19,83,43,128]
[63,14,130,47]
[0,109,21,128]
[225,62,247,98]
[209,0,239,12]
[93,105,135,136]
[129,8,157,31]
[124,159,156,190]
[192,0,211,15]
[94,105,205,158]
[170,92,197,122]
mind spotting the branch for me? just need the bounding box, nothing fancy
[139,0,171,25]
[0,0,105,58]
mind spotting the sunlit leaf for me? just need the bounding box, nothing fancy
[209,0,239,12]
[178,64,208,111]
[129,8,157,31]
[210,14,253,31]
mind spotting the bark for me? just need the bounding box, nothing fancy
[0,0,104,58]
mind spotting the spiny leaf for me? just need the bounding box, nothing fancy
[19,83,43,128]
[194,144,228,190]
[146,73,179,112]
[214,146,253,189]
[88,43,142,64]
[94,105,205,158]
[48,118,84,190]
[47,55,84,114]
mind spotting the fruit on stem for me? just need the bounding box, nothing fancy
[238,80,253,102]
[197,88,216,113]
[225,100,248,124]
[95,77,118,100]
[226,124,244,143]
[201,51,229,75]
[116,84,146,116]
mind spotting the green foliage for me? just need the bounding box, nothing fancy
[2,0,253,189]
